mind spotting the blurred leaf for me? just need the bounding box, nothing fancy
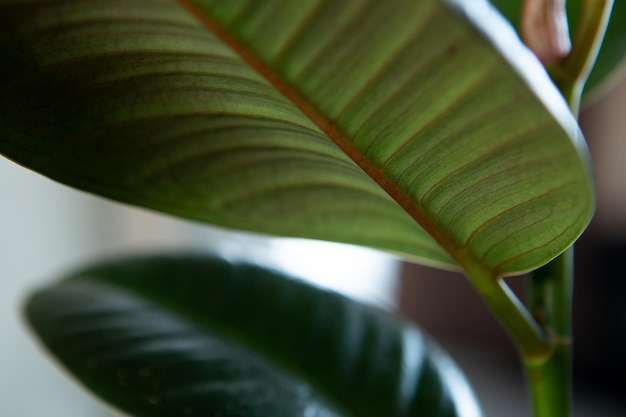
[490,0,626,98]
[0,0,594,276]
[26,254,482,417]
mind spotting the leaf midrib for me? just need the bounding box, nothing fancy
[177,0,480,275]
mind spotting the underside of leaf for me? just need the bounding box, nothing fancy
[0,0,595,276]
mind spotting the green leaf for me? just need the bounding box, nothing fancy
[490,0,626,98]
[26,254,482,417]
[0,0,594,276]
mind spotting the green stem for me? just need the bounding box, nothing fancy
[468,270,551,361]
[526,248,573,417]
[525,339,571,417]
[530,248,574,338]
[524,1,612,416]
[548,0,614,114]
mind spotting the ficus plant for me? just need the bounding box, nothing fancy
[0,0,622,416]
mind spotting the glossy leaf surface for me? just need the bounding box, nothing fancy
[0,0,594,276]
[26,254,482,417]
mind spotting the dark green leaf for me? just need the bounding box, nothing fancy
[26,254,482,417]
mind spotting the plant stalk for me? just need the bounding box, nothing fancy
[526,248,573,417]
[525,338,571,417]
[524,1,612,416]
[548,0,614,115]
[467,268,552,361]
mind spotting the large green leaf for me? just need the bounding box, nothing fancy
[491,0,626,98]
[0,0,594,276]
[26,254,481,417]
